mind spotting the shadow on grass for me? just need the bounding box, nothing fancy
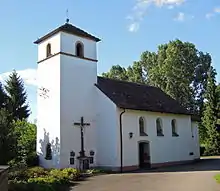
[214,174,220,184]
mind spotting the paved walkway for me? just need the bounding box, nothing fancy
[73,157,220,191]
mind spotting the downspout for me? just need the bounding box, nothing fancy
[119,108,126,173]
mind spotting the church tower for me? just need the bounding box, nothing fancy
[35,21,101,168]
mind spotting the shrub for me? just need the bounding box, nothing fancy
[8,167,80,191]
[28,176,62,185]
[49,169,69,183]
[12,121,37,165]
[62,168,80,180]
[9,167,49,182]
[62,168,78,175]
[9,180,54,191]
[9,152,39,168]
[27,176,69,190]
[26,167,49,178]
[9,170,65,191]
[9,169,28,182]
[8,158,28,170]
[26,152,39,167]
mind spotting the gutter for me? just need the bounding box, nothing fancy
[119,108,126,173]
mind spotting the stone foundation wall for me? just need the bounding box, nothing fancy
[99,158,201,172]
[0,166,9,191]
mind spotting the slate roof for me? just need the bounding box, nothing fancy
[34,23,101,44]
[96,77,191,116]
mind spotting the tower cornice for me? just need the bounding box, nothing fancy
[37,51,98,64]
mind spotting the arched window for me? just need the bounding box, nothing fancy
[45,143,52,160]
[139,117,147,136]
[46,43,51,57]
[156,118,163,136]
[75,42,84,57]
[171,119,178,137]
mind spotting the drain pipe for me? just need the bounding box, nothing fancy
[119,108,126,173]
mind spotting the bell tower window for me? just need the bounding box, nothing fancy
[75,42,84,57]
[46,43,52,57]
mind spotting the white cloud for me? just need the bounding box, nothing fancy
[0,68,37,87]
[127,0,185,32]
[190,15,195,19]
[128,22,140,32]
[214,7,220,13]
[205,13,214,19]
[173,12,194,22]
[206,6,220,19]
[167,5,174,9]
[174,12,185,21]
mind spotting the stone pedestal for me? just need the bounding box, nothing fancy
[77,156,90,170]
[0,166,9,191]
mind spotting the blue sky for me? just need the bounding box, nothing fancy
[0,0,220,121]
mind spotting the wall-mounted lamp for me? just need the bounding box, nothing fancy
[129,132,134,139]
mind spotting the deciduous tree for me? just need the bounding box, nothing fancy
[13,120,37,164]
[103,39,211,114]
[102,65,128,81]
[0,108,15,164]
[202,67,220,155]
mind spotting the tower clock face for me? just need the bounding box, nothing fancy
[38,87,50,99]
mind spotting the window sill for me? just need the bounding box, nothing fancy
[46,54,53,58]
[140,132,148,136]
[172,134,179,137]
[45,157,52,161]
[157,133,164,137]
[76,55,84,58]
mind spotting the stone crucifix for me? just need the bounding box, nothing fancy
[73,117,90,158]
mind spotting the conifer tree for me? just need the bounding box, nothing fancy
[202,67,220,155]
[0,82,7,108]
[4,70,30,120]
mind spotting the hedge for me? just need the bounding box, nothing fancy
[8,167,80,191]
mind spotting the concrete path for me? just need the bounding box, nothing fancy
[73,158,220,191]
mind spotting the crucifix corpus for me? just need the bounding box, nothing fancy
[73,117,90,158]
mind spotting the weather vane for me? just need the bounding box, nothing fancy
[66,9,69,23]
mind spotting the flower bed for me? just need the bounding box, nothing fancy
[8,167,80,191]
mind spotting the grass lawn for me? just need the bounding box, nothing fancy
[214,174,220,183]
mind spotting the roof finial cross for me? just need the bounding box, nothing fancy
[66,9,69,24]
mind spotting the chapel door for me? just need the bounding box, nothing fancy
[139,142,151,169]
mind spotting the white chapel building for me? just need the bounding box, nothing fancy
[35,21,200,172]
